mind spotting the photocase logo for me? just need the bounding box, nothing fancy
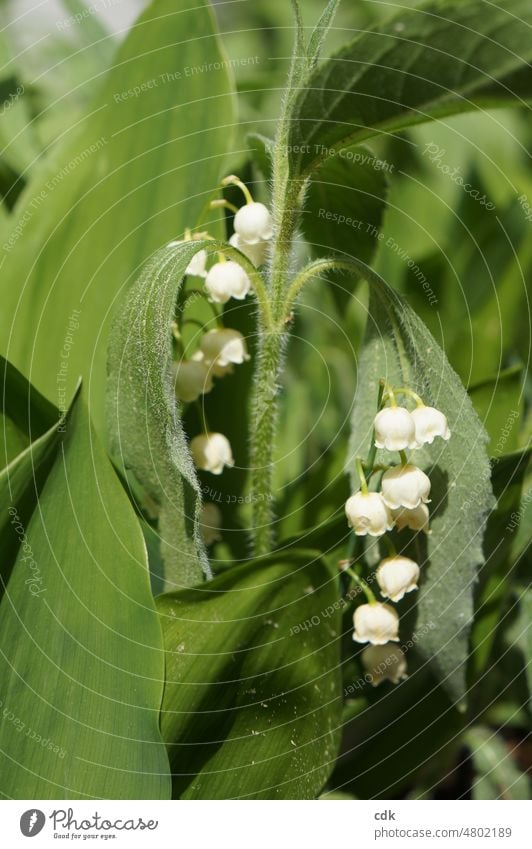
[20,809,46,837]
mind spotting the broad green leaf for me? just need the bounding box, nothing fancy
[0,0,234,431]
[348,265,496,704]
[0,394,171,799]
[1,354,58,470]
[288,0,532,175]
[302,145,389,308]
[158,550,342,799]
[466,726,529,799]
[469,366,525,456]
[107,240,212,591]
[469,447,531,687]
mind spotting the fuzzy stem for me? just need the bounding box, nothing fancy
[248,326,286,555]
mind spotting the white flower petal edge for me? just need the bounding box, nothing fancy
[173,359,214,403]
[353,603,399,645]
[381,464,431,510]
[205,261,251,304]
[376,556,420,602]
[374,406,417,451]
[345,491,394,537]
[411,405,451,445]
[200,328,250,368]
[392,503,430,533]
[190,433,234,475]
[362,643,408,686]
[233,202,273,244]
[229,233,269,267]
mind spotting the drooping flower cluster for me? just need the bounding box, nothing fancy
[171,177,273,545]
[344,384,451,686]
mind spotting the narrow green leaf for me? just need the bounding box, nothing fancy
[469,447,531,685]
[0,394,171,799]
[307,0,342,69]
[1,355,58,470]
[0,0,234,431]
[289,0,532,175]
[158,550,342,799]
[107,240,212,590]
[348,266,496,704]
[466,726,529,799]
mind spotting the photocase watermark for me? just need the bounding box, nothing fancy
[113,56,261,103]
[506,485,532,532]
[1,698,67,759]
[56,0,123,30]
[56,309,82,429]
[287,144,394,173]
[422,142,496,211]
[1,83,25,116]
[517,193,532,223]
[493,408,519,457]
[200,482,273,505]
[343,620,436,694]
[8,507,46,597]
[2,137,108,254]
[368,226,439,306]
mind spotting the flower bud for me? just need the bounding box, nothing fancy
[205,260,251,304]
[381,463,431,510]
[172,358,214,403]
[190,432,234,475]
[233,202,273,244]
[374,406,417,451]
[392,503,430,533]
[229,233,269,267]
[345,491,394,537]
[361,643,407,686]
[353,602,399,645]
[200,502,222,545]
[376,556,420,602]
[411,405,451,446]
[185,248,207,278]
[200,328,250,369]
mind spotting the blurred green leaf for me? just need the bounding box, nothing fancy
[469,366,525,456]
[302,146,389,308]
[0,0,234,432]
[288,0,532,175]
[158,549,342,799]
[466,726,529,799]
[348,265,495,704]
[107,240,211,591]
[469,447,531,688]
[0,394,171,799]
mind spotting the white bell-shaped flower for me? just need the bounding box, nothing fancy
[374,406,417,451]
[376,556,420,602]
[233,202,273,245]
[362,643,408,686]
[345,491,394,537]
[353,602,399,645]
[190,432,234,475]
[381,463,431,510]
[205,260,251,304]
[200,328,250,369]
[229,233,269,267]
[411,405,451,446]
[173,358,214,403]
[185,248,207,278]
[392,503,430,533]
[191,349,233,379]
[200,502,222,546]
